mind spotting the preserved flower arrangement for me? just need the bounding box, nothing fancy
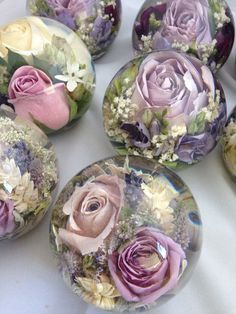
[103,51,226,169]
[132,0,234,71]
[0,109,59,240]
[0,16,95,134]
[50,156,202,312]
[27,0,122,60]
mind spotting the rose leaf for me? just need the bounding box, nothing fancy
[7,49,28,75]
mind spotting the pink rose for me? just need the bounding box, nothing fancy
[153,0,212,49]
[0,200,15,237]
[59,175,124,255]
[8,66,70,130]
[108,227,186,304]
[132,51,215,126]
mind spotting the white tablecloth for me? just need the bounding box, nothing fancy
[0,1,236,314]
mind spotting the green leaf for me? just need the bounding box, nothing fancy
[32,55,62,81]
[142,109,153,127]
[7,49,28,74]
[114,78,122,95]
[66,94,78,121]
[115,147,129,155]
[69,85,92,119]
[161,160,179,169]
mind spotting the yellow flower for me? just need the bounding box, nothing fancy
[0,20,32,57]
[142,176,179,232]
[76,275,120,310]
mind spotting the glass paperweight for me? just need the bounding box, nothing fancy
[222,107,236,180]
[0,109,59,240]
[132,0,234,72]
[50,155,202,312]
[27,0,122,60]
[0,16,95,134]
[103,51,226,169]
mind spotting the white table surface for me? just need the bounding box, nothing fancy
[0,1,236,314]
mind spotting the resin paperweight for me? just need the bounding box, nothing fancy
[50,155,202,312]
[0,16,95,134]
[132,0,234,71]
[222,107,236,180]
[0,109,59,240]
[103,51,226,169]
[27,0,122,60]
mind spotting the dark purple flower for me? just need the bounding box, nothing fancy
[91,16,113,45]
[28,158,43,187]
[104,1,121,26]
[6,141,33,175]
[214,9,235,67]
[125,170,143,187]
[135,4,167,38]
[121,122,151,149]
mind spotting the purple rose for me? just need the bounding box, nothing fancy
[153,0,212,50]
[46,0,93,18]
[108,227,186,303]
[132,51,215,126]
[0,200,15,237]
[91,16,113,45]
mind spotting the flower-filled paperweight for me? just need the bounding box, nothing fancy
[50,155,202,312]
[222,107,236,180]
[103,51,227,169]
[0,16,95,134]
[27,0,122,60]
[132,0,234,71]
[0,109,59,240]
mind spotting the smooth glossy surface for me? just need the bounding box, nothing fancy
[27,0,122,60]
[0,16,95,134]
[222,106,236,180]
[0,109,58,240]
[132,0,235,72]
[103,51,226,169]
[50,156,202,312]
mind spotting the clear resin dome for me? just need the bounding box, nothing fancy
[50,155,202,312]
[0,16,95,134]
[103,51,227,169]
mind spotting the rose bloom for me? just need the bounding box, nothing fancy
[132,50,215,126]
[153,0,212,50]
[108,227,186,303]
[59,175,124,255]
[0,20,32,57]
[8,65,70,130]
[0,199,15,237]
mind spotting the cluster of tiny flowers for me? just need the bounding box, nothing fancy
[202,89,221,122]
[214,6,231,29]
[172,210,190,250]
[172,41,189,53]
[198,40,217,64]
[139,35,153,52]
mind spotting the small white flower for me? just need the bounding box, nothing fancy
[55,63,87,92]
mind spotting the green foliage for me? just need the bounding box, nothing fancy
[188,112,206,135]
[35,0,54,15]
[70,85,92,119]
[154,108,169,135]
[149,13,161,30]
[32,55,63,80]
[7,49,28,75]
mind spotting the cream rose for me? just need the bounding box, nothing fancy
[0,20,32,57]
[59,175,124,255]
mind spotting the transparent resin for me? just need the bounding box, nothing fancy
[132,0,234,72]
[50,155,202,312]
[0,16,95,134]
[103,51,226,169]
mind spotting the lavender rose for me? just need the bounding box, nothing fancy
[132,51,215,126]
[108,227,186,303]
[59,175,124,255]
[0,200,15,237]
[8,66,70,130]
[153,0,212,50]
